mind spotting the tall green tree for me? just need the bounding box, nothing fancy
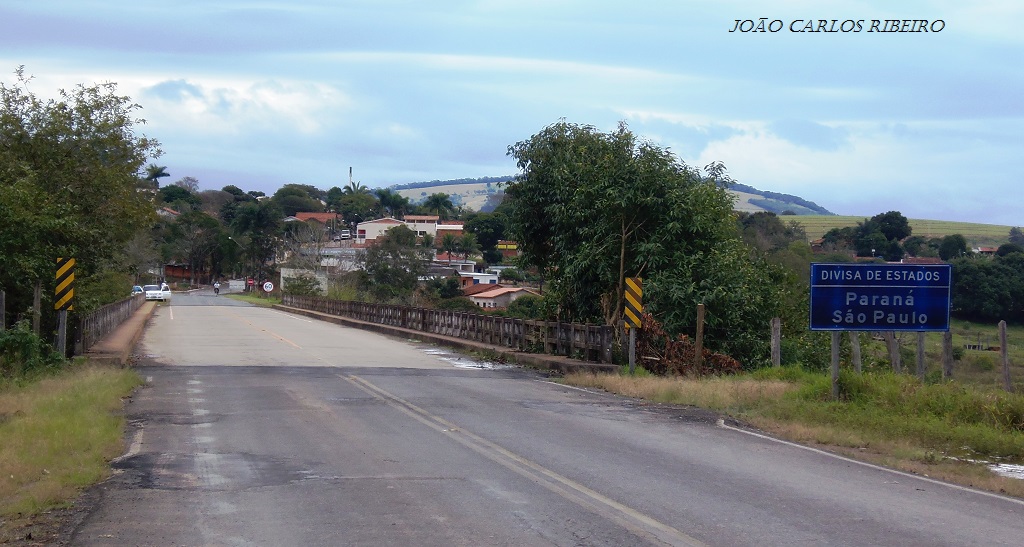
[374,188,409,218]
[358,225,430,302]
[232,200,283,280]
[145,164,170,188]
[506,121,788,365]
[423,193,454,219]
[1,67,160,318]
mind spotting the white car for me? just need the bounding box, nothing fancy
[143,284,172,302]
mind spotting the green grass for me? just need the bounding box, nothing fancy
[1,364,142,519]
[226,292,282,307]
[791,215,1014,247]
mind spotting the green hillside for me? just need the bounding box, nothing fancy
[790,215,1015,247]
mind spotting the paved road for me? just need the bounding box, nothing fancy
[71,292,1024,546]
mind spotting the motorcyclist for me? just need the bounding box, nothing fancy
[214,281,221,296]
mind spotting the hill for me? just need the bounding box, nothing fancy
[790,215,1014,248]
[390,177,835,215]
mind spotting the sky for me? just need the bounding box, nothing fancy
[1,1,1021,225]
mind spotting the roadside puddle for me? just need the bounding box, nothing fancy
[418,347,515,370]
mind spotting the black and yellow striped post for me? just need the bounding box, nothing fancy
[55,257,75,311]
[624,277,642,329]
[55,257,75,357]
[624,277,642,373]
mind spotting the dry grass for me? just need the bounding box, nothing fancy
[0,365,141,519]
[568,373,796,411]
[564,370,1024,498]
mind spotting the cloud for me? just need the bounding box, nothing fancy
[139,78,351,135]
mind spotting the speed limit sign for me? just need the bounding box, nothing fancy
[262,281,274,292]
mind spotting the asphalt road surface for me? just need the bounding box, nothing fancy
[70,290,1024,546]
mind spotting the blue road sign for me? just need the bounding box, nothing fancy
[809,263,952,331]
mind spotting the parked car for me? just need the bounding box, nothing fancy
[340,229,352,240]
[143,283,172,302]
[131,285,144,296]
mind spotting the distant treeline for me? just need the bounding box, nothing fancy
[729,182,834,216]
[389,175,515,192]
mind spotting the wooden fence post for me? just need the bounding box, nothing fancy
[942,331,954,379]
[831,331,841,401]
[770,317,781,367]
[694,304,705,371]
[849,332,862,373]
[1000,320,1012,392]
[916,332,926,380]
[884,332,901,372]
[33,280,42,335]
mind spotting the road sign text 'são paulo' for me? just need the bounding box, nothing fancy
[810,263,952,332]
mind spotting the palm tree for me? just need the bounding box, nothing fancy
[440,234,458,266]
[343,181,369,195]
[423,193,454,219]
[457,232,479,261]
[145,164,170,188]
[374,188,410,218]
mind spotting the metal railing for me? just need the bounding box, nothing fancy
[282,294,615,363]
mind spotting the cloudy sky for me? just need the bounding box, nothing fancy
[1,1,1020,225]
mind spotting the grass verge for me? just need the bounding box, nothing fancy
[0,364,142,539]
[226,293,282,307]
[566,366,1024,498]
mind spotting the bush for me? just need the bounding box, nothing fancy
[506,295,546,320]
[435,297,480,312]
[283,273,323,296]
[0,320,66,380]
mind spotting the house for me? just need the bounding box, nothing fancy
[355,217,406,244]
[497,240,520,259]
[463,283,506,296]
[455,271,499,289]
[405,215,465,241]
[468,287,541,309]
[294,212,341,224]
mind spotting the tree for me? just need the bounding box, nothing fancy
[272,184,324,216]
[344,181,370,195]
[440,233,459,265]
[1,67,160,319]
[232,200,283,280]
[872,211,912,242]
[159,185,201,209]
[996,243,1024,257]
[506,121,789,364]
[457,232,479,261]
[1010,227,1024,247]
[145,164,170,187]
[173,176,200,193]
[939,234,968,260]
[423,193,454,219]
[374,188,409,218]
[358,225,430,302]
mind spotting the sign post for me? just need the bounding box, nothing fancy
[55,257,76,357]
[810,263,952,400]
[810,263,952,332]
[624,277,643,374]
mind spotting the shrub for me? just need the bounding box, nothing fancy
[506,295,546,320]
[283,273,323,296]
[435,297,480,312]
[0,320,65,380]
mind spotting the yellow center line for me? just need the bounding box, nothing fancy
[344,374,705,547]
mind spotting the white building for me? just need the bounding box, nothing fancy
[355,217,406,244]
